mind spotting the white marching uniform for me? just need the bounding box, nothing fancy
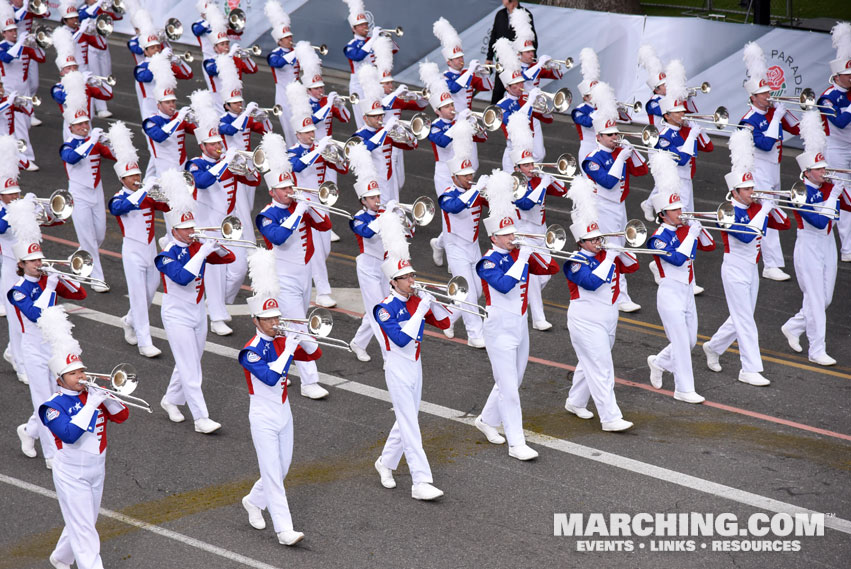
[0,204,25,376]
[343,34,375,129]
[0,40,44,163]
[819,84,851,258]
[349,209,391,353]
[353,125,416,203]
[267,46,300,146]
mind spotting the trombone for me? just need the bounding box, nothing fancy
[377,26,404,37]
[531,88,573,114]
[686,81,711,96]
[313,44,328,56]
[619,124,659,146]
[745,184,838,215]
[293,182,354,219]
[513,224,583,262]
[684,106,733,130]
[413,276,487,318]
[228,8,246,33]
[35,189,74,224]
[81,364,152,413]
[273,307,353,351]
[40,250,110,288]
[599,219,671,256]
[534,153,577,177]
[387,196,436,226]
[617,100,643,114]
[681,202,764,236]
[192,216,259,248]
[769,88,834,113]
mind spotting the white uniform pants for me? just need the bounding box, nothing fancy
[309,229,332,297]
[14,110,34,161]
[225,187,252,305]
[193,210,228,322]
[752,158,785,268]
[122,239,159,348]
[51,453,106,569]
[433,167,452,250]
[21,333,56,459]
[277,267,320,386]
[519,230,552,324]
[379,351,433,484]
[826,143,851,257]
[784,231,837,358]
[393,146,405,189]
[444,238,484,340]
[162,302,210,420]
[705,259,762,373]
[596,198,633,305]
[2,254,25,374]
[246,400,295,533]
[653,279,698,393]
[69,189,107,281]
[276,98,297,148]
[351,254,388,352]
[566,302,623,424]
[88,48,111,114]
[481,310,529,447]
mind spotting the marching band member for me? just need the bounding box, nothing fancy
[638,44,667,127]
[255,134,331,400]
[192,0,236,92]
[508,112,566,331]
[703,129,790,386]
[216,53,271,306]
[373,209,450,500]
[571,48,600,165]
[342,0,375,129]
[493,37,551,170]
[562,177,638,431]
[107,121,168,359]
[741,41,800,281]
[142,50,196,177]
[0,3,43,169]
[156,168,234,433]
[286,79,343,309]
[0,137,26,380]
[238,249,315,546]
[202,21,258,107]
[581,81,648,312]
[0,76,32,169]
[474,170,558,459]
[12,0,49,127]
[265,0,299,146]
[57,0,105,74]
[353,64,417,203]
[347,142,388,361]
[78,0,121,119]
[8,201,86,467]
[38,306,128,569]
[186,89,259,336]
[645,152,715,403]
[59,96,115,292]
[133,30,192,124]
[437,122,487,347]
[819,22,851,262]
[780,111,845,366]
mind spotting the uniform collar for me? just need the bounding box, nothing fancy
[660,221,678,231]
[272,198,289,208]
[256,329,274,341]
[24,274,39,283]
[731,197,748,209]
[662,119,680,132]
[804,179,820,191]
[492,245,510,254]
[749,104,767,116]
[59,387,80,396]
[391,290,409,302]
[596,142,614,154]
[834,84,848,93]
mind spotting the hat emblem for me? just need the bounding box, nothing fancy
[207,127,217,138]
[367,180,379,191]
[302,117,312,127]
[669,193,680,203]
[461,159,472,169]
[499,217,514,229]
[147,34,159,43]
[523,40,534,47]
[313,74,322,83]
[521,150,532,159]
[589,80,599,88]
[846,60,851,69]
[397,259,411,270]
[4,178,18,188]
[512,71,522,79]
[452,46,462,54]
[64,56,77,64]
[74,109,88,119]
[180,212,194,223]
[658,72,666,81]
[815,152,824,162]
[163,88,175,96]
[440,92,451,102]
[66,354,81,365]
[231,89,241,98]
[605,119,616,129]
[125,163,139,172]
[27,243,41,254]
[262,298,278,310]
[587,222,599,233]
[281,26,290,34]
[217,31,228,40]
[4,18,14,27]
[742,172,753,182]
[371,101,382,110]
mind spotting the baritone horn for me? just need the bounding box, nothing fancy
[28,0,49,17]
[146,171,196,201]
[94,13,113,37]
[274,307,353,351]
[82,364,152,413]
[35,189,74,224]
[33,24,52,49]
[469,105,504,132]
[413,276,487,318]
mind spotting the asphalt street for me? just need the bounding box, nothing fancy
[0,32,848,569]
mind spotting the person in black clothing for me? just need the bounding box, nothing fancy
[486,1,537,104]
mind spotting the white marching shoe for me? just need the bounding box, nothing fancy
[315,294,337,308]
[194,417,222,434]
[277,530,304,546]
[374,458,396,488]
[91,281,110,293]
[45,458,53,470]
[49,553,71,569]
[762,267,791,281]
[96,109,113,119]
[300,383,329,399]
[737,371,770,387]
[809,353,837,366]
[24,161,39,172]
[508,444,539,461]
[242,496,266,529]
[780,322,802,353]
[210,320,233,336]
[842,253,851,262]
[429,238,445,266]
[532,320,553,331]
[17,424,36,458]
[30,115,42,127]
[160,398,185,423]
[474,415,505,444]
[411,482,444,501]
[564,401,594,420]
[467,337,485,348]
[674,391,705,404]
[648,261,661,285]
[692,282,704,295]
[330,229,341,242]
[647,355,663,389]
[442,321,455,339]
[350,340,371,362]
[139,345,162,358]
[121,315,137,345]
[640,199,655,222]
[702,343,722,372]
[601,419,634,432]
[618,301,641,313]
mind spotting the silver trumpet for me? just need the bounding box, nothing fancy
[769,88,834,113]
[686,81,711,96]
[273,307,353,351]
[146,171,196,202]
[228,8,246,33]
[336,93,359,106]
[89,74,117,87]
[235,45,262,59]
[293,182,354,219]
[313,44,328,56]
[544,56,574,70]
[397,88,429,102]
[617,100,643,114]
[33,24,52,49]
[478,62,503,74]
[388,196,435,226]
[387,112,431,143]
[413,276,487,318]
[250,104,282,119]
[14,95,41,107]
[40,250,109,288]
[378,26,404,38]
[171,51,194,64]
[192,216,258,248]
[531,88,573,114]
[681,203,765,236]
[81,364,152,413]
[35,189,74,224]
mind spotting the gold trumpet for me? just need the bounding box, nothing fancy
[681,203,764,236]
[378,26,404,37]
[35,189,74,224]
[313,44,328,56]
[769,88,834,113]
[293,182,354,219]
[686,81,711,96]
[40,250,110,288]
[413,276,486,318]
[192,216,259,248]
[81,364,152,413]
[273,307,353,351]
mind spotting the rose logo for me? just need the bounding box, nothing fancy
[766,65,786,94]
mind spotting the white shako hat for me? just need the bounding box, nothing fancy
[0,135,20,194]
[830,22,851,76]
[494,37,524,87]
[357,64,385,116]
[377,209,414,280]
[507,111,534,165]
[265,0,293,41]
[8,194,44,260]
[61,71,89,125]
[150,50,178,102]
[217,53,243,104]
[577,48,600,96]
[343,0,368,28]
[649,151,684,213]
[161,168,197,228]
[374,35,394,83]
[433,17,463,61]
[638,44,666,91]
[569,176,602,241]
[795,110,829,171]
[108,121,142,179]
[295,41,324,88]
[419,60,453,111]
[190,89,222,145]
[658,59,689,114]
[260,132,295,189]
[510,8,535,53]
[446,119,475,176]
[743,41,771,95]
[286,80,316,133]
[40,306,86,378]
[246,248,282,318]
[348,142,381,198]
[483,170,519,236]
[53,26,79,70]
[724,128,756,192]
[591,81,619,135]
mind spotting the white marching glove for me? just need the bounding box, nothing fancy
[198,239,216,257]
[382,116,397,130]
[45,273,60,291]
[688,222,702,237]
[537,55,552,66]
[416,291,435,313]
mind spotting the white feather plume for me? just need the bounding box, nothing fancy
[7,194,42,246]
[149,51,176,93]
[136,10,157,43]
[196,0,209,14]
[247,248,279,300]
[493,37,520,75]
[373,35,394,76]
[343,0,365,21]
[375,209,409,262]
[569,176,598,233]
[432,17,461,53]
[506,112,533,153]
[509,7,535,50]
[579,47,600,82]
[419,60,449,101]
[446,119,474,161]
[728,128,755,176]
[264,0,290,29]
[649,151,681,196]
[286,80,312,131]
[743,42,767,80]
[61,71,88,124]
[190,89,220,140]
[107,122,138,168]
[347,142,378,182]
[52,26,76,67]
[638,45,662,80]
[206,2,227,36]
[0,136,20,181]
[665,59,688,103]
[590,81,617,131]
[160,167,195,216]
[0,3,14,28]
[294,41,322,82]
[38,306,81,363]
[215,53,242,98]
[357,64,384,106]
[832,22,851,60]
[486,170,516,221]
[130,7,152,32]
[260,132,291,176]
[799,110,826,155]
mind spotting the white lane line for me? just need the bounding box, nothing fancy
[66,305,851,536]
[0,473,283,569]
